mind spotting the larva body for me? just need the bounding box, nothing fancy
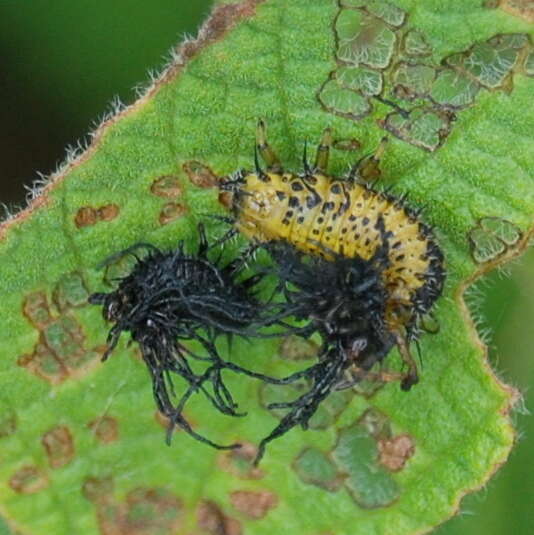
[230,169,443,337]
[220,122,446,463]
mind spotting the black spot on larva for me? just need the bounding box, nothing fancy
[322,202,335,213]
[306,196,321,209]
[392,241,402,249]
[396,254,405,261]
[286,211,294,218]
[297,216,305,224]
[317,217,324,224]
[349,215,356,222]
[291,181,304,192]
[276,191,286,201]
[313,229,320,235]
[326,226,333,232]
[331,184,342,194]
[289,197,300,208]
[362,217,370,226]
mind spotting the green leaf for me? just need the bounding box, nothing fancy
[0,1,532,534]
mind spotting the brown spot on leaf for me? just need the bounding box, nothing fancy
[150,175,183,197]
[23,291,52,328]
[84,478,183,535]
[9,466,48,494]
[378,434,415,471]
[89,416,119,444]
[75,206,98,227]
[18,341,69,384]
[230,490,278,520]
[42,425,75,469]
[45,316,101,372]
[43,315,84,358]
[122,488,183,534]
[183,161,218,188]
[98,204,120,221]
[82,476,114,504]
[75,204,120,228]
[159,202,188,225]
[218,442,265,480]
[0,408,17,438]
[197,500,242,535]
[20,289,102,384]
[498,0,534,22]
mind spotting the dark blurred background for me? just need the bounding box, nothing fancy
[0,2,532,534]
[0,1,212,206]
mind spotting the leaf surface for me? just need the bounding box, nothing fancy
[0,1,532,534]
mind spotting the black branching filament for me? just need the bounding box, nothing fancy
[89,224,285,450]
[254,236,395,463]
[254,230,443,464]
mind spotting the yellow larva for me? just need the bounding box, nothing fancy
[220,122,444,390]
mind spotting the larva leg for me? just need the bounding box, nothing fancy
[256,119,282,172]
[349,137,388,184]
[314,127,333,173]
[394,332,420,391]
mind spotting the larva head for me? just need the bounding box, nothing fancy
[220,171,293,242]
